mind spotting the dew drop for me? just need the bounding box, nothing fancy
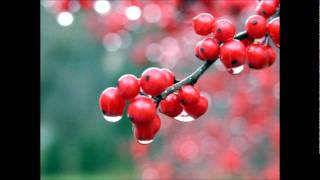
[228,65,244,75]
[137,139,154,145]
[103,115,122,122]
[174,110,195,122]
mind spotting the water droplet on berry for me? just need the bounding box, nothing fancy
[137,139,154,145]
[103,115,122,122]
[228,65,244,75]
[174,110,195,122]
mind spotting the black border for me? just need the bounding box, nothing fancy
[281,0,319,178]
[4,0,39,179]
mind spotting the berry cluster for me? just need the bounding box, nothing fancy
[193,0,279,73]
[99,0,279,145]
[99,67,208,144]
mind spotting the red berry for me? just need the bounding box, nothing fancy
[183,95,208,119]
[192,13,215,36]
[240,37,254,47]
[246,43,269,69]
[117,74,140,99]
[161,68,175,88]
[220,39,246,69]
[266,45,277,66]
[267,17,280,47]
[245,15,267,38]
[140,67,167,96]
[195,41,206,60]
[127,96,157,125]
[178,85,200,105]
[212,18,236,42]
[273,0,280,7]
[160,93,183,117]
[197,37,220,61]
[134,114,161,142]
[256,0,277,18]
[99,87,126,116]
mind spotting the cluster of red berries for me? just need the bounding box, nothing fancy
[99,67,208,144]
[193,0,279,72]
[99,0,279,145]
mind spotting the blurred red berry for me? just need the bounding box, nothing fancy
[246,43,269,69]
[127,96,157,125]
[183,95,208,119]
[197,37,220,61]
[99,87,126,116]
[245,15,267,38]
[267,17,280,47]
[220,39,246,68]
[118,74,140,99]
[140,67,168,96]
[221,148,242,173]
[160,93,183,117]
[178,85,200,105]
[55,0,70,12]
[256,0,277,18]
[212,18,236,42]
[79,0,93,10]
[192,13,215,36]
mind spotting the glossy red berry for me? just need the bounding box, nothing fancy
[127,96,157,125]
[178,85,200,105]
[117,74,140,99]
[220,39,246,68]
[256,0,277,18]
[183,95,208,119]
[161,68,175,88]
[197,37,220,61]
[195,41,206,60]
[245,15,267,38]
[246,43,269,69]
[99,87,126,116]
[266,45,277,66]
[212,18,236,42]
[134,114,161,142]
[140,67,167,96]
[192,13,215,36]
[160,93,183,117]
[267,17,280,47]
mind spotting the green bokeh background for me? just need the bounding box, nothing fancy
[41,6,147,179]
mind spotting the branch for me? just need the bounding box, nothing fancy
[154,12,280,106]
[154,31,248,105]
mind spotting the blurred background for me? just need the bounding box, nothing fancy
[41,0,279,179]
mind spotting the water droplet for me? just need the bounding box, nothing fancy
[132,124,154,145]
[103,115,122,122]
[174,110,195,122]
[228,65,244,75]
[137,139,154,145]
